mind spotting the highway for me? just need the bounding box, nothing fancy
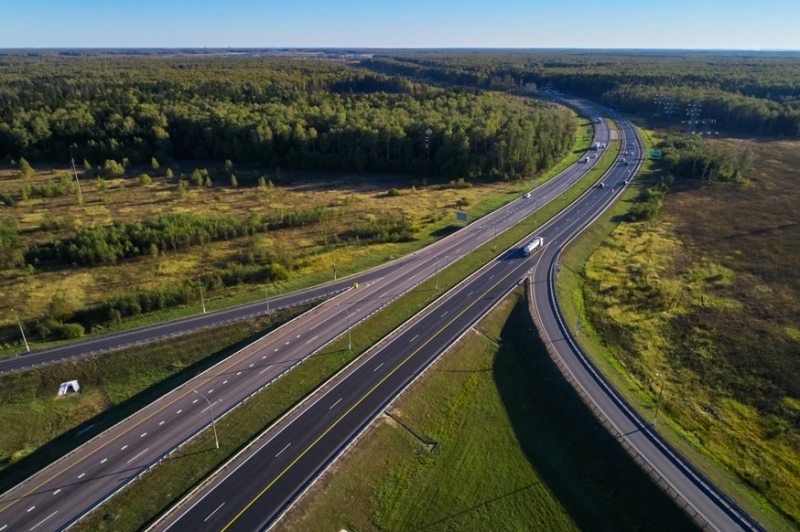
[157,112,761,532]
[0,100,610,531]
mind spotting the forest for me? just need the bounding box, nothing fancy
[362,51,800,137]
[0,56,576,181]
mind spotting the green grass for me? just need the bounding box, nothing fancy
[556,124,800,532]
[275,289,695,532]
[73,126,616,531]
[0,304,310,494]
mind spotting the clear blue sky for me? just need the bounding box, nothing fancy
[2,0,798,50]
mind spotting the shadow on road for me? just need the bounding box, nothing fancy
[492,294,697,532]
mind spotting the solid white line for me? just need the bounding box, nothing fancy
[329,398,342,410]
[127,448,150,464]
[78,473,85,479]
[121,445,128,450]
[203,503,225,523]
[52,489,60,495]
[177,409,183,414]
[159,421,165,426]
[28,510,57,531]
[373,362,384,372]
[275,443,291,457]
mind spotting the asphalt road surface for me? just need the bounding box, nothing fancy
[0,101,610,532]
[158,111,761,532]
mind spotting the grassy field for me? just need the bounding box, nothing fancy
[275,289,695,532]
[557,127,800,531]
[0,115,592,355]
[72,125,613,531]
[0,304,310,493]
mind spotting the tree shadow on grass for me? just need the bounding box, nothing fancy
[492,296,697,532]
[0,309,307,495]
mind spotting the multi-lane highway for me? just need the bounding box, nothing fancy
[157,112,761,532]
[0,101,611,531]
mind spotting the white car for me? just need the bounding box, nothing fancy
[523,193,531,198]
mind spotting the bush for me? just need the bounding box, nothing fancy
[139,173,152,186]
[387,188,401,197]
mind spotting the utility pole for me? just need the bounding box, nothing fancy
[653,374,665,426]
[333,264,337,281]
[194,390,219,449]
[344,308,354,350]
[493,223,498,252]
[71,158,83,203]
[435,256,440,290]
[11,309,30,352]
[198,280,206,314]
[264,285,270,314]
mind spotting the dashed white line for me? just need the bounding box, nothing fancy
[192,399,199,404]
[489,275,495,280]
[275,443,291,457]
[330,398,342,410]
[274,348,279,352]
[140,432,147,438]
[410,334,418,342]
[296,334,301,338]
[305,335,318,344]
[77,473,85,479]
[26,506,35,513]
[259,367,270,375]
[177,409,183,414]
[100,458,107,464]
[236,372,242,376]
[28,510,58,531]
[127,448,149,464]
[285,341,290,345]
[467,291,473,297]
[204,503,225,523]
[121,445,128,451]
[52,489,61,495]
[223,380,228,384]
[441,311,448,318]
[249,363,254,368]
[208,389,214,394]
[0,524,6,531]
[159,421,165,426]
[373,362,384,372]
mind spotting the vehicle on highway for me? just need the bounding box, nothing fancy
[522,237,544,256]
[524,192,531,198]
[599,182,605,188]
[582,156,590,163]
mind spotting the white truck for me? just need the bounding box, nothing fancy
[522,237,544,256]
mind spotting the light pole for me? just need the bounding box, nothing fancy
[198,279,206,314]
[435,256,440,290]
[653,374,665,426]
[493,222,498,252]
[264,285,270,314]
[344,308,355,351]
[11,309,30,352]
[194,390,219,449]
[333,264,337,281]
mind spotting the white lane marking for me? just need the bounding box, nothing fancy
[489,275,495,280]
[236,372,242,376]
[329,398,342,410]
[204,502,225,523]
[296,334,301,338]
[380,292,389,297]
[0,524,6,531]
[127,448,150,464]
[140,432,147,438]
[262,356,267,360]
[208,389,214,394]
[52,489,61,495]
[275,443,291,457]
[159,421,165,426]
[121,445,128,450]
[177,409,183,414]
[373,362,384,372]
[441,311,448,318]
[285,341,290,345]
[467,291,473,297]
[259,367,270,375]
[77,473,85,479]
[305,335,318,344]
[192,399,198,404]
[223,380,228,384]
[28,510,57,531]
[100,458,107,464]
[201,401,218,413]
[274,348,279,352]
[249,364,254,368]
[410,334,418,342]
[27,507,35,512]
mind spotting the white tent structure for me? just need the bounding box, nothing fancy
[58,380,81,396]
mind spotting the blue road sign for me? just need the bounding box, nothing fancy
[531,181,538,188]
[576,320,582,328]
[456,211,468,222]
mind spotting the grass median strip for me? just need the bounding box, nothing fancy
[75,127,615,532]
[274,289,694,532]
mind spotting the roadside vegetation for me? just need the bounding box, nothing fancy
[558,127,800,531]
[0,304,310,493]
[274,290,694,532]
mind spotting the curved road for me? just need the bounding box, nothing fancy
[157,111,761,532]
[0,101,610,531]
